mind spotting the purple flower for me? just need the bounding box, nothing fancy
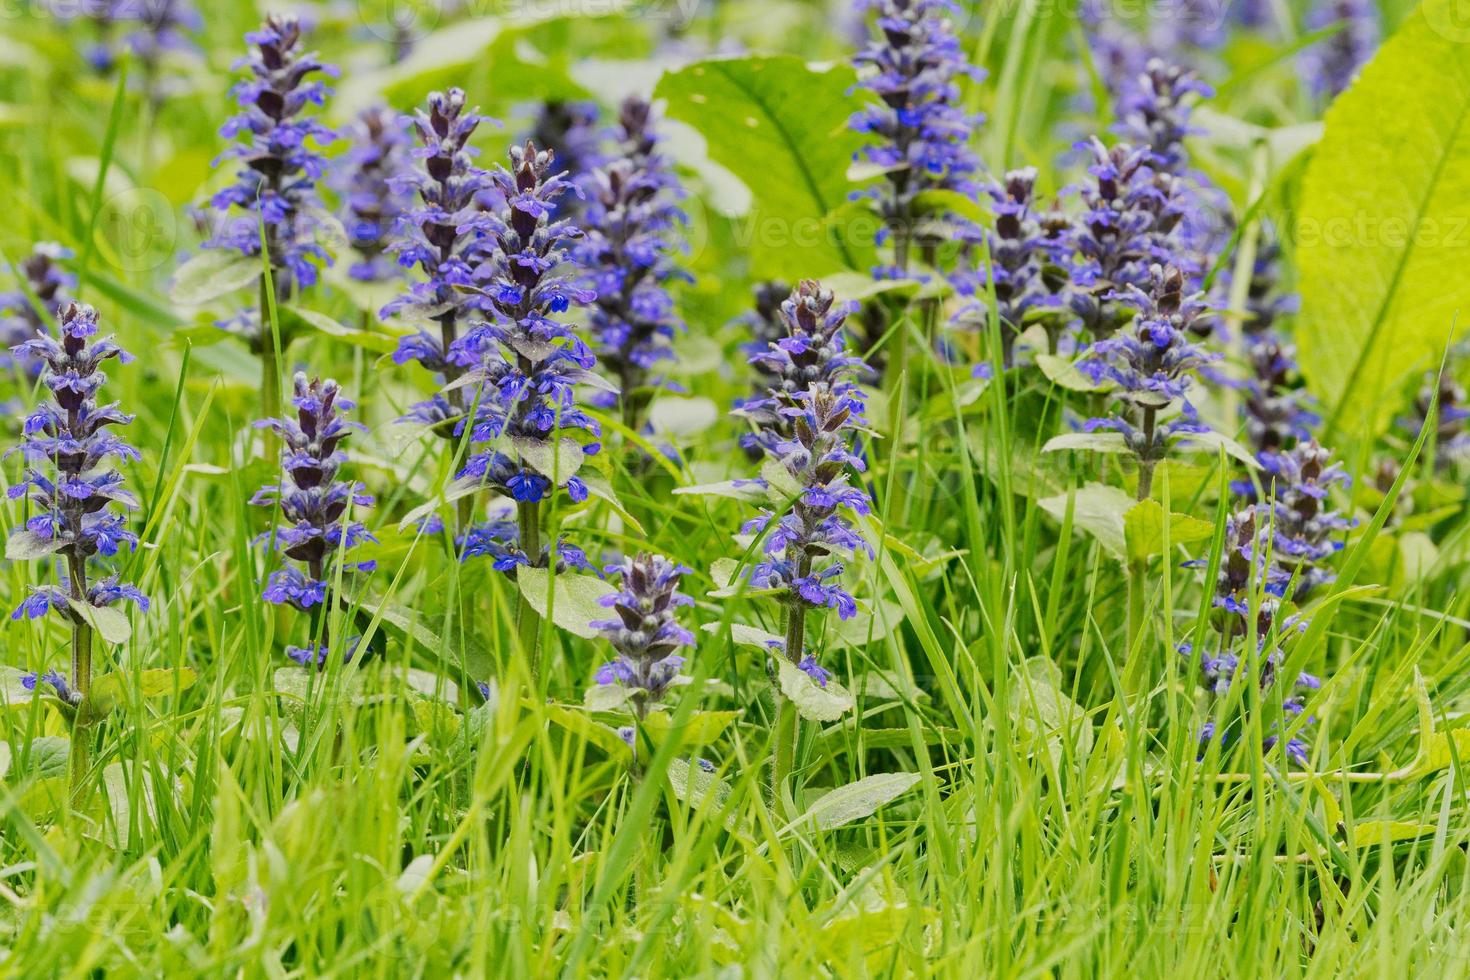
[6,303,145,627]
[591,553,695,712]
[0,243,74,379]
[850,0,985,259]
[204,14,337,332]
[1255,441,1350,600]
[574,97,690,428]
[335,105,413,283]
[1301,0,1378,100]
[21,669,76,704]
[525,99,602,213]
[253,375,374,649]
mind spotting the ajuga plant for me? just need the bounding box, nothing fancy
[384,87,496,522]
[850,0,983,276]
[1114,59,1212,176]
[207,14,337,420]
[1302,0,1379,100]
[1064,139,1189,341]
[7,303,146,800]
[1255,440,1349,602]
[735,280,872,803]
[1239,335,1315,462]
[591,553,696,742]
[336,105,413,287]
[525,100,602,205]
[1,244,74,385]
[252,374,375,667]
[576,96,689,431]
[1187,511,1320,768]
[953,167,1066,362]
[1405,370,1470,473]
[447,140,599,676]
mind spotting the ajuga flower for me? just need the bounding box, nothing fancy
[8,303,146,778]
[336,105,413,284]
[1257,441,1350,601]
[1114,60,1212,177]
[575,96,690,429]
[0,244,74,380]
[446,140,599,573]
[1400,370,1470,472]
[1064,139,1190,340]
[735,281,865,459]
[592,553,695,715]
[1187,510,1319,767]
[207,15,337,308]
[127,0,201,105]
[740,280,873,686]
[1079,264,1218,496]
[1301,0,1379,100]
[252,374,375,665]
[1240,335,1316,459]
[952,167,1066,361]
[850,0,984,268]
[526,100,602,196]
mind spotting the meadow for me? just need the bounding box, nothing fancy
[2,0,1470,975]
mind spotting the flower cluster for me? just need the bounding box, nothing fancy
[591,553,696,714]
[207,16,337,309]
[0,244,74,381]
[1257,440,1350,601]
[447,140,600,570]
[953,167,1066,361]
[252,374,375,665]
[1079,264,1217,469]
[740,280,873,685]
[575,96,689,427]
[384,87,497,391]
[1063,139,1191,340]
[1402,371,1470,472]
[336,105,413,284]
[1240,335,1316,459]
[735,280,865,457]
[850,0,984,266]
[1114,59,1212,177]
[1186,511,1320,767]
[127,0,201,102]
[1301,0,1379,100]
[8,303,147,625]
[526,99,603,197]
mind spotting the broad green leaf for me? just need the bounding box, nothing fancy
[671,479,767,502]
[69,600,131,645]
[1038,483,1134,562]
[1298,0,1470,437]
[1041,432,1130,455]
[1036,353,1107,393]
[280,306,399,354]
[1124,499,1215,562]
[700,621,784,651]
[777,657,855,722]
[655,56,870,278]
[89,668,197,716]
[516,569,616,640]
[789,771,921,832]
[26,736,70,780]
[760,458,803,499]
[543,703,631,757]
[584,684,636,713]
[169,249,259,306]
[513,436,585,482]
[1350,820,1439,848]
[5,530,61,561]
[1172,430,1261,469]
[642,709,741,747]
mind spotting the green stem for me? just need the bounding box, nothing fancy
[259,275,282,431]
[67,555,94,808]
[771,557,811,815]
[1125,408,1159,695]
[516,499,544,685]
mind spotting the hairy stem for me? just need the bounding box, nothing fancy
[1126,406,1160,695]
[67,554,94,808]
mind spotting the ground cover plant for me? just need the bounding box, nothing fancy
[4,0,1470,974]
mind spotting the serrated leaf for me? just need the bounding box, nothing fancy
[777,657,854,722]
[1124,499,1215,562]
[1041,432,1131,455]
[789,772,921,832]
[69,600,131,645]
[1298,0,1470,437]
[5,530,61,561]
[1038,483,1134,562]
[655,56,870,278]
[516,569,616,640]
[169,249,260,306]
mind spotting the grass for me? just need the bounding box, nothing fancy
[2,0,1470,976]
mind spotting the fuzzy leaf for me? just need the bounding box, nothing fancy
[26,736,70,780]
[700,621,784,651]
[512,436,585,482]
[89,668,197,716]
[583,683,636,713]
[280,306,400,354]
[1036,353,1107,393]
[1124,499,1215,562]
[69,600,132,645]
[1038,483,1134,562]
[543,703,631,757]
[790,772,921,832]
[169,249,260,306]
[5,530,61,561]
[516,569,616,640]
[1041,432,1131,455]
[641,709,741,747]
[777,657,855,722]
[1297,0,1470,437]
